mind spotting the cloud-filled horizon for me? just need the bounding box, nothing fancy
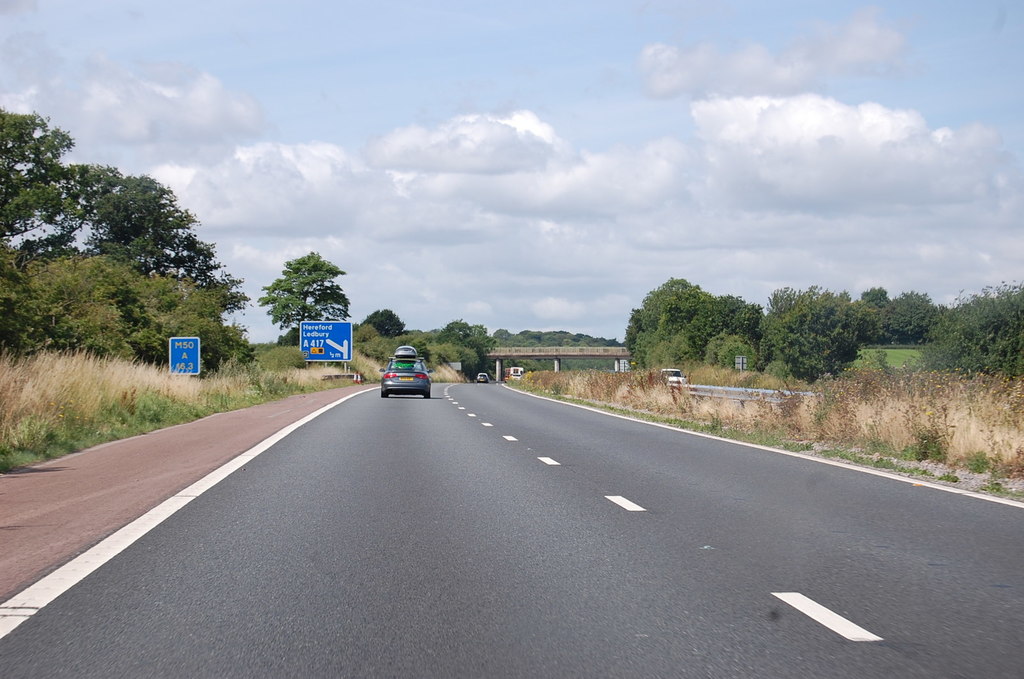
[2,1,1020,342]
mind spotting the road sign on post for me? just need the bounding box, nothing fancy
[169,337,201,375]
[300,321,352,361]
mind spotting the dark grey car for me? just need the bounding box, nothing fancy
[380,354,432,398]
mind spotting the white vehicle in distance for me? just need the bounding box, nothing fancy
[660,368,687,388]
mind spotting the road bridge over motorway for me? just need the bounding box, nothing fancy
[486,346,631,377]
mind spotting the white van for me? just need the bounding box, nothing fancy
[660,368,687,388]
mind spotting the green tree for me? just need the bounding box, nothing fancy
[0,244,32,350]
[626,279,702,366]
[435,319,495,376]
[0,109,81,260]
[626,279,762,367]
[80,167,246,312]
[258,252,350,331]
[760,286,873,381]
[923,283,1024,376]
[883,291,938,345]
[860,287,890,310]
[361,309,405,337]
[858,286,890,343]
[492,328,513,344]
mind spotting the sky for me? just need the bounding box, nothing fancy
[1,1,1021,343]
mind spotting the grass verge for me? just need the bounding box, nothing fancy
[0,350,380,473]
[508,369,1024,500]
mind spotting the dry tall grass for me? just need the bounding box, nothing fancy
[519,369,1024,475]
[0,351,364,471]
[430,363,465,383]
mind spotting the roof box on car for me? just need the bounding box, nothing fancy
[394,345,418,359]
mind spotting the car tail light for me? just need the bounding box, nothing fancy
[383,372,398,379]
[414,373,428,379]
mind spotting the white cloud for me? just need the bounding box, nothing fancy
[531,297,587,321]
[691,94,1017,213]
[464,301,494,316]
[153,141,384,237]
[639,8,906,98]
[364,110,568,173]
[794,8,907,77]
[75,57,264,154]
[0,85,37,112]
[409,135,693,218]
[0,36,263,165]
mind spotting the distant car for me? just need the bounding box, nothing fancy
[475,373,490,383]
[660,368,687,388]
[380,347,432,398]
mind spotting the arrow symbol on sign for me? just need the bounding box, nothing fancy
[326,339,349,358]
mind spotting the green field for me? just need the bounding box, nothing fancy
[855,347,923,369]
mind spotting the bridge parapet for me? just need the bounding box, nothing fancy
[487,346,631,376]
[487,346,630,359]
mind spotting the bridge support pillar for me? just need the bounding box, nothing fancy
[553,358,561,372]
[495,358,503,381]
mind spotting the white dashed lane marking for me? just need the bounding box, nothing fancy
[605,496,647,512]
[771,592,883,642]
[447,386,887,649]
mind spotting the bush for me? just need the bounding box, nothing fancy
[256,346,307,370]
[764,360,792,381]
[924,283,1024,376]
[705,333,755,369]
[964,451,991,474]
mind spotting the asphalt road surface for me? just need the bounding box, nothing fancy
[1,384,1022,678]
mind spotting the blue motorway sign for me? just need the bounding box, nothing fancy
[169,336,201,375]
[299,321,352,361]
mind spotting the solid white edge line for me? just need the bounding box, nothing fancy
[0,387,376,641]
[605,495,647,511]
[504,385,1024,511]
[538,457,561,466]
[503,435,518,441]
[772,592,883,642]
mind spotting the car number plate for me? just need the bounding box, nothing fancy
[399,376,414,381]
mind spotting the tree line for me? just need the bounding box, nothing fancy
[1,109,249,368]
[625,278,1024,381]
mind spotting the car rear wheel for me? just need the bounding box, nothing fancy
[423,391,431,399]
[380,390,389,398]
